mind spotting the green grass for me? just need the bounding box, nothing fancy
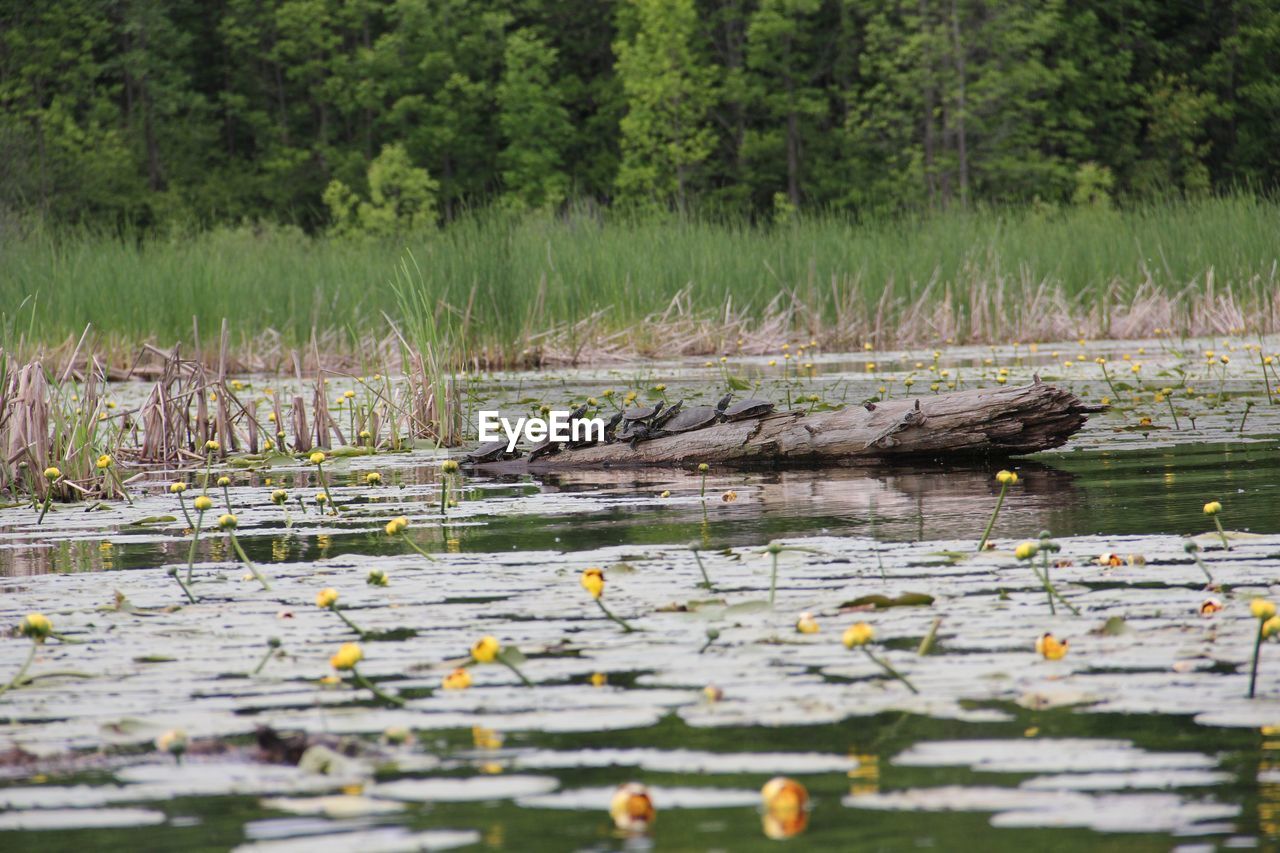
[4,194,1278,362]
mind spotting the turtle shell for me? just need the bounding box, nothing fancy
[527,437,560,460]
[722,399,775,421]
[662,405,718,433]
[465,439,514,462]
[622,403,661,421]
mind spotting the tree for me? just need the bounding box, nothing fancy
[613,0,717,210]
[323,142,437,235]
[496,28,572,211]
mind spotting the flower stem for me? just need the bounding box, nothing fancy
[315,463,336,514]
[1249,620,1266,699]
[331,606,366,637]
[228,531,271,590]
[497,651,534,687]
[176,493,194,529]
[396,531,437,562]
[0,643,37,698]
[863,648,919,694]
[595,597,635,633]
[692,549,713,589]
[769,550,779,605]
[221,482,235,513]
[1028,561,1080,616]
[1213,517,1231,552]
[168,568,198,604]
[186,510,205,584]
[1192,551,1215,584]
[251,646,276,676]
[1166,394,1181,429]
[976,483,1008,552]
[350,666,406,706]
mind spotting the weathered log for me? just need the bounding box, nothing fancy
[474,380,1101,471]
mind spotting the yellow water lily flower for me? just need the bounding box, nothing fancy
[316,588,339,609]
[1251,599,1277,620]
[609,782,656,832]
[330,642,363,671]
[442,667,473,690]
[471,635,500,663]
[842,622,874,648]
[581,568,605,599]
[19,613,51,642]
[795,612,819,634]
[1035,633,1069,660]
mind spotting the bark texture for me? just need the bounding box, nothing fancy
[473,381,1101,471]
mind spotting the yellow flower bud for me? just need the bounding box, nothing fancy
[95,454,112,469]
[309,451,326,465]
[216,476,230,487]
[217,513,238,530]
[19,613,52,642]
[366,472,382,485]
[1035,633,1069,660]
[581,568,605,599]
[271,488,288,504]
[1251,599,1277,620]
[1264,616,1280,640]
[1014,541,1038,561]
[193,495,213,512]
[44,467,61,480]
[471,635,500,663]
[330,642,363,671]
[441,459,459,474]
[169,481,186,493]
[609,782,656,832]
[1203,501,1222,516]
[316,588,339,609]
[442,667,473,690]
[842,622,874,648]
[205,440,220,451]
[995,470,1018,486]
[795,613,819,634]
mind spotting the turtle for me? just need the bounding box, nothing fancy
[659,394,730,435]
[720,397,775,422]
[621,400,684,447]
[601,410,625,443]
[530,403,591,458]
[617,401,665,444]
[465,439,519,463]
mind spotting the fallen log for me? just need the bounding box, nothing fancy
[473,380,1102,471]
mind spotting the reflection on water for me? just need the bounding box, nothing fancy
[1,440,1277,576]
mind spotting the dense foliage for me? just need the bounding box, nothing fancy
[3,0,1278,229]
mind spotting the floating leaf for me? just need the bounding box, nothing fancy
[840,592,935,610]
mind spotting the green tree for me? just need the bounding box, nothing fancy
[496,28,572,211]
[613,0,717,210]
[323,142,437,236]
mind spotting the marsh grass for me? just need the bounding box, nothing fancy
[4,195,1279,367]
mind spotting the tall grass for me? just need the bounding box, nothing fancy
[3,194,1278,363]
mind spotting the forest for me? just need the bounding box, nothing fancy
[3,0,1279,232]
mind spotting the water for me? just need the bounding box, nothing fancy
[2,340,1280,850]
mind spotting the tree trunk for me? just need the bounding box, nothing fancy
[473,381,1101,471]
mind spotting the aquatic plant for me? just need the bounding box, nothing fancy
[186,494,213,584]
[316,587,366,637]
[156,729,188,764]
[310,451,336,514]
[470,635,533,687]
[1204,500,1230,551]
[977,470,1018,552]
[842,622,918,693]
[1184,540,1215,584]
[687,541,714,589]
[219,513,271,590]
[329,642,404,706]
[580,568,636,633]
[251,637,282,676]
[385,516,435,561]
[0,613,54,697]
[610,782,655,833]
[1248,599,1280,699]
[761,777,809,840]
[1035,632,1070,660]
[166,566,198,604]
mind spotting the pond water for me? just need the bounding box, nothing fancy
[2,338,1280,851]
